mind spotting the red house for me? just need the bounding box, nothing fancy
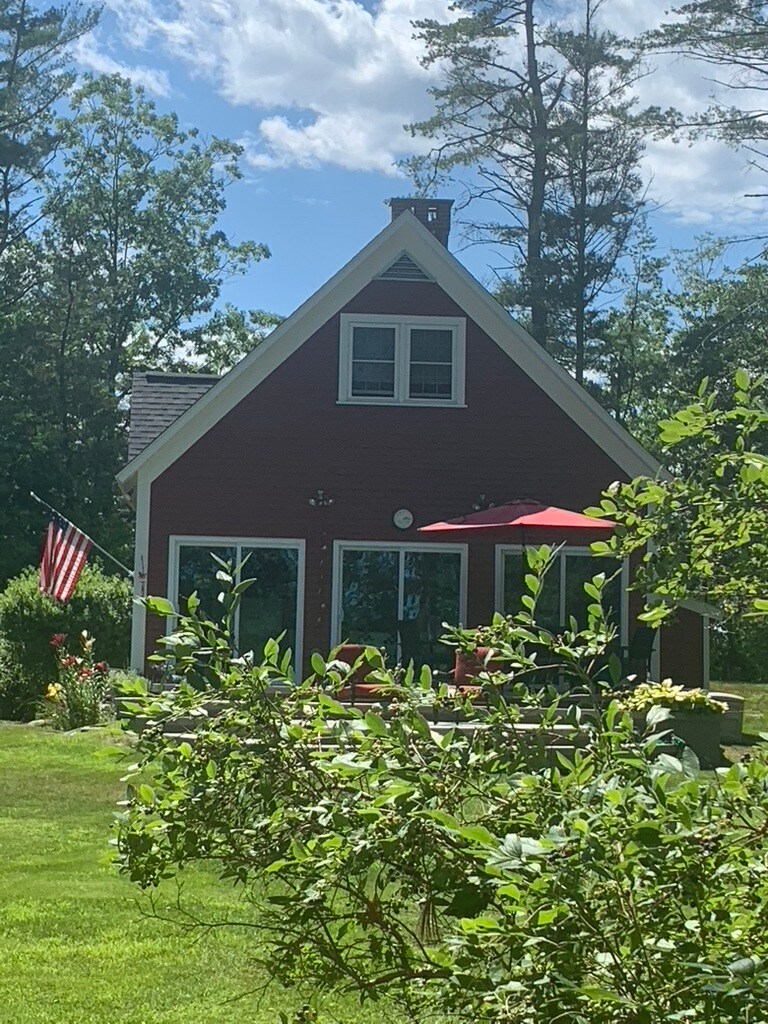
[118,199,710,684]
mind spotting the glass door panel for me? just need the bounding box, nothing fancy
[502,551,560,630]
[402,551,461,669]
[340,549,399,659]
[564,554,622,631]
[238,547,299,659]
[177,544,237,620]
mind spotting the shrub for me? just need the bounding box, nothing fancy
[0,564,131,720]
[622,679,728,714]
[118,561,768,1023]
[42,630,112,729]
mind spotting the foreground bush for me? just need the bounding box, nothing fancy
[0,564,131,720]
[115,561,768,1023]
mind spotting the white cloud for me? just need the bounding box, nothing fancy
[100,0,450,174]
[94,0,768,233]
[74,36,171,97]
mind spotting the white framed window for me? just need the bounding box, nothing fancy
[338,313,466,407]
[167,536,305,673]
[331,541,468,669]
[494,545,629,648]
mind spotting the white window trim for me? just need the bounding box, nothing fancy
[167,535,306,673]
[494,544,629,649]
[330,540,469,656]
[338,313,466,407]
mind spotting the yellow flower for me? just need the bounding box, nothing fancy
[45,683,63,700]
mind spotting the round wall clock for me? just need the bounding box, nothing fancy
[393,508,414,530]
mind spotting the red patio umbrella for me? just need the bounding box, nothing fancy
[418,499,615,534]
[419,500,617,685]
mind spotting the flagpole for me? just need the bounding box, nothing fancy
[30,492,134,578]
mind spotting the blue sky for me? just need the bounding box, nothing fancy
[77,0,768,319]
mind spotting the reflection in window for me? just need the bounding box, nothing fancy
[239,547,299,658]
[339,546,462,670]
[409,329,454,400]
[177,545,236,620]
[501,549,622,634]
[175,541,301,665]
[351,326,396,397]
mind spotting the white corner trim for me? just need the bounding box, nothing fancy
[118,210,661,493]
[702,614,711,687]
[129,472,150,671]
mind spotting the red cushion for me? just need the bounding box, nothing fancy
[337,683,387,701]
[452,647,505,686]
[334,645,375,687]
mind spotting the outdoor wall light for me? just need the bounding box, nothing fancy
[309,489,334,507]
[472,493,496,511]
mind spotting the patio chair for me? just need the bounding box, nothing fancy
[621,626,656,684]
[333,644,383,702]
[396,618,422,667]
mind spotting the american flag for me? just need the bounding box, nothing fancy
[39,514,92,602]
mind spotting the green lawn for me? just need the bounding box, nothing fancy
[714,682,768,737]
[0,724,385,1024]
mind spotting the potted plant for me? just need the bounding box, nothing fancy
[622,679,727,768]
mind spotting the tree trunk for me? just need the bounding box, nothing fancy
[525,0,549,350]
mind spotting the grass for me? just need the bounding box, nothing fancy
[0,724,388,1024]
[713,681,768,738]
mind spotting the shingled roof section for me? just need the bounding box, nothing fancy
[128,372,220,462]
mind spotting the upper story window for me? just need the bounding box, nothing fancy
[339,314,466,406]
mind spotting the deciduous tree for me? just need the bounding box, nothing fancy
[0,0,97,266]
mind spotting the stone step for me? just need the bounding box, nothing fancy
[120,694,603,734]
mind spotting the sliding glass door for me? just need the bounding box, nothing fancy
[334,543,466,670]
[171,538,304,668]
[496,546,625,641]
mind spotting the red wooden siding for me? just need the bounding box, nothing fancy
[144,279,704,681]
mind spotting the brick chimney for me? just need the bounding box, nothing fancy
[387,197,453,247]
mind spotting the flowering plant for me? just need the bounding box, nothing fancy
[622,679,727,715]
[43,631,112,729]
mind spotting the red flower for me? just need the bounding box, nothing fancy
[50,634,66,648]
[93,661,108,675]
[62,656,78,668]
[79,668,92,679]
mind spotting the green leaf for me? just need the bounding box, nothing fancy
[457,823,497,846]
[645,704,672,729]
[680,745,700,779]
[265,859,288,874]
[143,596,175,617]
[735,368,750,392]
[537,907,558,925]
[422,809,461,831]
[576,986,634,1005]
[459,916,499,933]
[364,711,387,736]
[318,693,348,716]
[311,652,327,675]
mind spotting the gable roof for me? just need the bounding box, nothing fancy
[128,372,219,461]
[117,210,661,492]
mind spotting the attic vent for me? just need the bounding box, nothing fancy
[377,254,432,282]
